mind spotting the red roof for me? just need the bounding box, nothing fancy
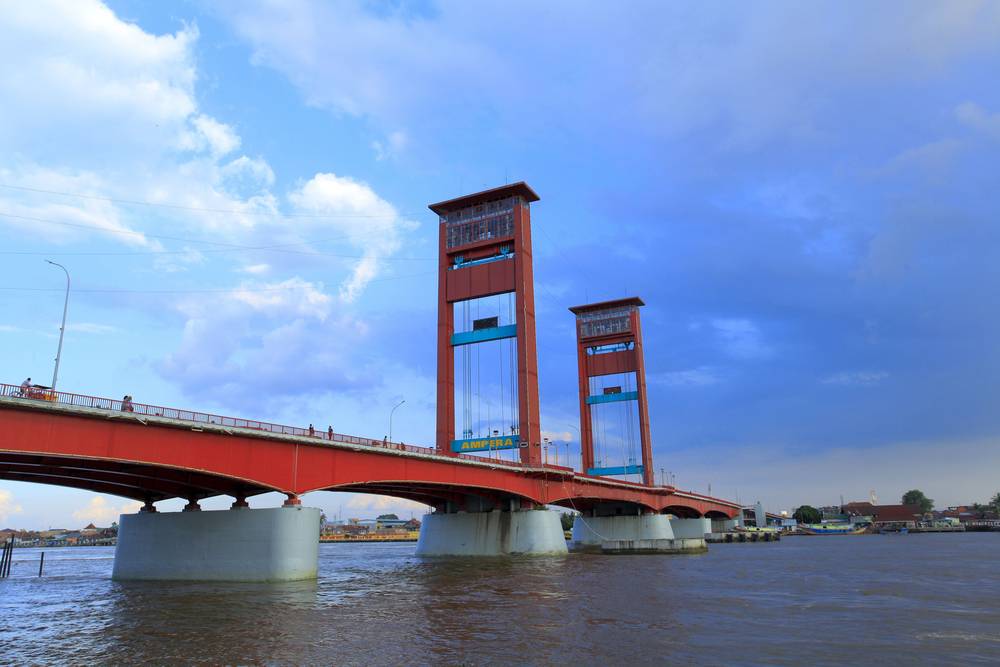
[843,502,923,522]
[569,297,645,315]
[428,182,539,215]
[873,504,923,522]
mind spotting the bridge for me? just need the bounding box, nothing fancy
[0,385,737,520]
[0,182,743,581]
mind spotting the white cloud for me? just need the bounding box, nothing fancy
[158,278,376,405]
[229,277,332,317]
[188,114,241,157]
[344,494,429,516]
[874,139,962,181]
[371,130,409,161]
[219,2,1000,149]
[541,429,573,443]
[822,371,888,387]
[240,263,271,275]
[288,173,414,302]
[0,0,283,246]
[956,101,1000,141]
[72,495,142,525]
[66,322,118,334]
[711,318,772,360]
[654,366,722,387]
[0,489,24,523]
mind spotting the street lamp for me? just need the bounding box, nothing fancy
[388,399,405,442]
[45,260,70,392]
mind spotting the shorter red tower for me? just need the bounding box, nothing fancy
[570,297,655,485]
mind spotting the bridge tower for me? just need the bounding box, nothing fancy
[569,297,655,485]
[429,183,543,465]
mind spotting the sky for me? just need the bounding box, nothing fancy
[2,0,1000,528]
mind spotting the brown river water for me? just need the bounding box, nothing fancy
[1,533,998,665]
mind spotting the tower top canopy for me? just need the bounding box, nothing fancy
[429,182,539,215]
[568,297,645,316]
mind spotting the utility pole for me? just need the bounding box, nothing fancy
[45,260,70,392]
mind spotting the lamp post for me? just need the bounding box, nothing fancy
[388,399,405,442]
[45,261,70,392]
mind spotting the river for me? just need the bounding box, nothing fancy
[1,533,998,665]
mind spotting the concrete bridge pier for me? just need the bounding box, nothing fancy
[571,505,707,554]
[112,505,320,582]
[669,517,712,539]
[416,502,567,556]
[711,517,740,532]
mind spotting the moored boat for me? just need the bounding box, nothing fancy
[798,523,867,535]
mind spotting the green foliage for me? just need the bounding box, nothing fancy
[793,505,821,524]
[971,503,989,519]
[901,489,933,513]
[559,512,576,531]
[991,493,1000,513]
[376,513,399,521]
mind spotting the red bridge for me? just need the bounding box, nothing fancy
[0,383,739,520]
[1,183,742,579]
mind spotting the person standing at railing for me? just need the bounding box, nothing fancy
[327,425,333,440]
[20,378,32,396]
[309,424,315,437]
[121,395,134,412]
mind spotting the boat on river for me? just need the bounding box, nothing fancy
[798,523,867,535]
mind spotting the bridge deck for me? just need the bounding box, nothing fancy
[0,382,739,516]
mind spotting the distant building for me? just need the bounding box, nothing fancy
[843,502,923,529]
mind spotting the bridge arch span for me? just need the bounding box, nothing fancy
[321,481,543,513]
[660,504,704,518]
[547,495,658,515]
[0,451,281,504]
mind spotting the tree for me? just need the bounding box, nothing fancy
[971,503,989,519]
[990,493,1000,514]
[901,489,933,513]
[559,512,576,531]
[793,505,821,524]
[376,513,399,521]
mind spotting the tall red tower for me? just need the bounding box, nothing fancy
[429,183,542,465]
[569,297,655,485]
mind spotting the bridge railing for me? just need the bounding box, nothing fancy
[0,382,531,469]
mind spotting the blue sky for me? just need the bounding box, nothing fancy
[3,0,1000,528]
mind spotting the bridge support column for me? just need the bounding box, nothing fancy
[711,518,739,532]
[112,506,320,582]
[182,499,201,512]
[416,508,567,556]
[669,517,712,539]
[230,495,249,510]
[139,501,157,513]
[572,509,707,554]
